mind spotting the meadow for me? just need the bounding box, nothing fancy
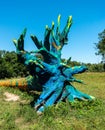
[0,72,105,130]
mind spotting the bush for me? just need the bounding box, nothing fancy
[0,50,29,79]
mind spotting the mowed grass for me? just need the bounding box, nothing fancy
[0,72,105,130]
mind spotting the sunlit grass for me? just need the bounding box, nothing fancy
[0,72,105,130]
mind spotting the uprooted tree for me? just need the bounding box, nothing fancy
[0,15,95,113]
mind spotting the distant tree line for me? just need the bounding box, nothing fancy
[0,50,104,79]
[62,59,105,72]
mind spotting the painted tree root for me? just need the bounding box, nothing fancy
[1,15,95,113]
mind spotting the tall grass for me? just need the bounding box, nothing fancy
[0,72,105,130]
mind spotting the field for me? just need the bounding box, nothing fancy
[0,72,105,130]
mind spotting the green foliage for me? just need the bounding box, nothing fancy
[0,50,29,79]
[62,59,104,72]
[95,29,105,57]
[0,73,105,130]
[86,63,104,72]
[95,29,105,70]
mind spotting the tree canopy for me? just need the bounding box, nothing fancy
[95,29,105,63]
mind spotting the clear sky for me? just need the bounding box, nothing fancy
[0,0,105,63]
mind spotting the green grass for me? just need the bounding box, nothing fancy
[0,72,105,130]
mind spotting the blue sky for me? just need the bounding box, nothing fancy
[0,0,105,63]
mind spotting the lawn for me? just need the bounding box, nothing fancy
[0,72,105,130]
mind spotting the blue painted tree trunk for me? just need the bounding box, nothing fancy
[13,15,95,113]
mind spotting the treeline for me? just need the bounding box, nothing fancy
[0,50,104,79]
[62,59,105,72]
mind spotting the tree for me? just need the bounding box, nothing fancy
[95,29,105,71]
[13,15,94,113]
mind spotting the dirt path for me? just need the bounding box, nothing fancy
[4,92,20,101]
